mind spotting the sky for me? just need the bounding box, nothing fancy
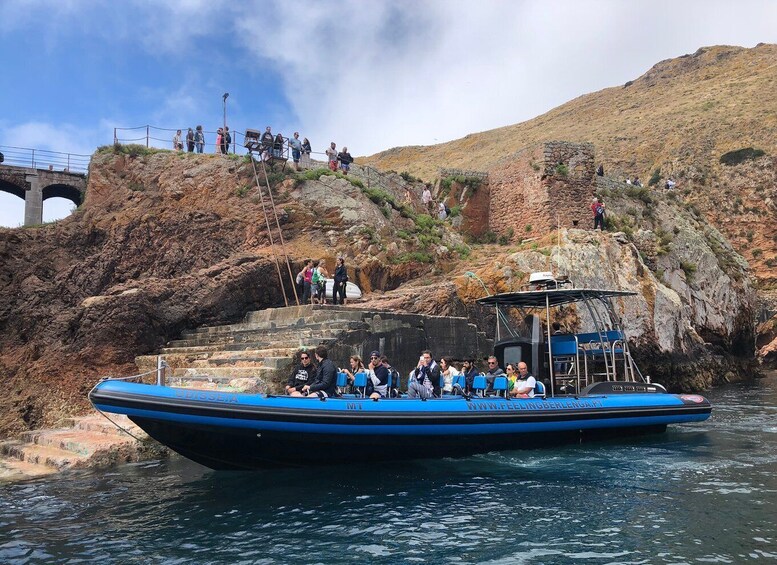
[0,0,775,227]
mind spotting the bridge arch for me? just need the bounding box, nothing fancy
[42,183,83,207]
[0,178,26,200]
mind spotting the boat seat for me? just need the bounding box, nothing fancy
[534,380,547,399]
[473,375,487,397]
[336,372,348,396]
[353,372,368,397]
[452,374,466,395]
[492,376,508,397]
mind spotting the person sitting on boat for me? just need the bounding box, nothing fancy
[485,356,505,394]
[505,363,519,393]
[285,350,316,397]
[510,362,536,398]
[342,354,366,392]
[368,353,389,399]
[407,350,441,399]
[301,346,338,398]
[460,358,478,394]
[440,357,459,394]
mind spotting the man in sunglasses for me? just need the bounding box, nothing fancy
[367,351,389,399]
[285,350,316,397]
[484,355,505,394]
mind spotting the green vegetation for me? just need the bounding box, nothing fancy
[752,248,763,258]
[625,186,653,204]
[440,175,484,192]
[655,228,673,255]
[235,185,251,198]
[680,260,697,280]
[719,147,766,166]
[648,168,661,186]
[393,251,435,264]
[554,164,569,177]
[128,182,145,192]
[400,171,421,183]
[452,244,471,259]
[497,228,514,246]
[100,143,163,157]
[524,224,532,233]
[448,205,462,218]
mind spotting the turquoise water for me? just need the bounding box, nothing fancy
[1,377,776,564]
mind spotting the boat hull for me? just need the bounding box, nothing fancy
[90,381,711,470]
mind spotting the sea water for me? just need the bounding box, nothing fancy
[1,376,776,564]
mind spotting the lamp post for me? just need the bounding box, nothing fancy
[222,92,229,153]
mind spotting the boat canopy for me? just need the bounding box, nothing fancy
[477,288,637,308]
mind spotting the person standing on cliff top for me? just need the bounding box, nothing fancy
[326,142,338,172]
[301,137,312,169]
[591,197,606,231]
[337,147,353,175]
[186,128,195,152]
[194,125,205,153]
[173,130,183,151]
[289,132,303,171]
[222,126,231,154]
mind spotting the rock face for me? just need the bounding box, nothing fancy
[0,146,758,437]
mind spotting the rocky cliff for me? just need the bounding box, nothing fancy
[0,146,757,437]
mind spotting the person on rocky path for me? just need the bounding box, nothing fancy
[421,184,433,214]
[173,130,183,151]
[332,256,348,305]
[407,350,441,399]
[289,132,303,171]
[337,147,353,175]
[301,137,312,169]
[301,259,314,304]
[325,142,338,172]
[194,125,205,153]
[313,260,329,304]
[301,345,338,398]
[285,350,316,397]
[186,128,195,152]
[591,197,606,231]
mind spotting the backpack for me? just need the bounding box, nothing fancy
[444,203,451,216]
[295,271,304,285]
[595,204,604,215]
[388,367,402,397]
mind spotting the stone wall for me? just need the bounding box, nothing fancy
[488,141,597,239]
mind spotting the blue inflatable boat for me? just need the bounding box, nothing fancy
[88,278,712,469]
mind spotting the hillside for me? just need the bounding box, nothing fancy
[362,44,777,285]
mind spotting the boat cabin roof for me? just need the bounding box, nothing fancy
[477,288,637,308]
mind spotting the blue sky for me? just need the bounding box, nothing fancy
[1,0,775,227]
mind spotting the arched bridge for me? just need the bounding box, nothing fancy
[0,146,89,226]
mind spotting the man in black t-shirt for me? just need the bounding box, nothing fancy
[285,351,315,397]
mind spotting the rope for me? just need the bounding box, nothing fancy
[87,370,161,442]
[259,158,300,305]
[249,154,290,306]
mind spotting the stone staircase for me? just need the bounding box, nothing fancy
[135,304,493,394]
[0,413,167,482]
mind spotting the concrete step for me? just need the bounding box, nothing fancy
[0,439,90,470]
[182,316,366,337]
[136,349,308,370]
[167,324,358,348]
[165,376,262,392]
[168,366,279,379]
[61,414,146,437]
[0,457,56,482]
[159,341,331,354]
[17,429,135,457]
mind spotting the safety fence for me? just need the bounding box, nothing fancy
[0,145,90,174]
[112,125,335,161]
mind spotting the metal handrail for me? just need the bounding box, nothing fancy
[0,145,90,174]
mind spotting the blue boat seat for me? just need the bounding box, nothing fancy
[336,372,348,395]
[534,380,546,399]
[452,375,466,395]
[492,376,508,397]
[473,375,487,397]
[353,372,368,397]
